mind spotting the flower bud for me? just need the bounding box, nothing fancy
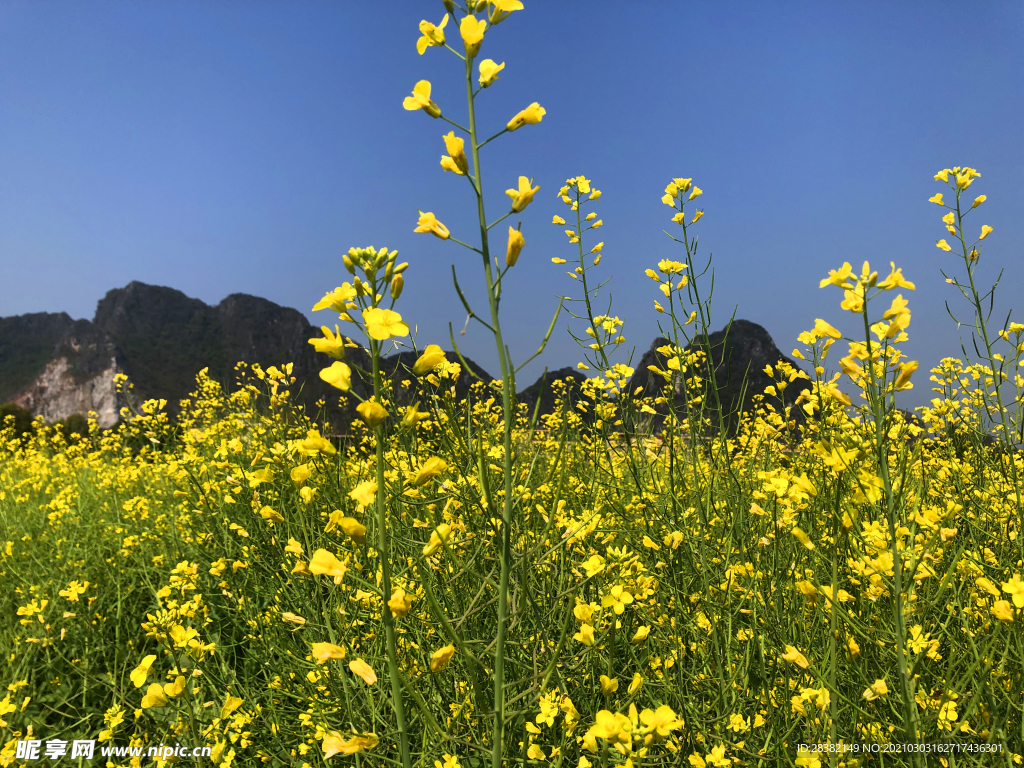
[342,253,355,274]
[443,0,455,12]
[390,274,404,299]
[506,226,525,267]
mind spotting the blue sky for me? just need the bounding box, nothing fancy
[2,1,1022,406]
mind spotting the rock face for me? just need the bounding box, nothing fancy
[517,367,589,418]
[1,313,125,427]
[0,282,493,428]
[628,319,810,428]
[2,285,804,434]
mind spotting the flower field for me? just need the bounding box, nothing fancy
[2,2,1023,767]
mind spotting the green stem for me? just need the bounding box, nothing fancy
[371,340,412,768]
[463,52,515,768]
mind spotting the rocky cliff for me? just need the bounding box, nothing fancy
[628,319,811,429]
[2,284,807,431]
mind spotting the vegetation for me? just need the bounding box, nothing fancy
[2,3,1022,767]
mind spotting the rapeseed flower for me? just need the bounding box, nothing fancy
[349,659,377,686]
[356,400,388,428]
[507,102,546,132]
[319,361,352,392]
[460,15,487,58]
[479,59,505,87]
[416,14,448,55]
[441,131,468,175]
[414,211,450,239]
[506,176,540,212]
[363,308,409,340]
[506,227,525,266]
[430,644,455,672]
[403,80,441,118]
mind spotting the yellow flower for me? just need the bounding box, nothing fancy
[130,655,157,688]
[414,344,447,374]
[527,745,546,760]
[412,457,447,486]
[281,612,307,626]
[416,14,448,55]
[928,192,944,205]
[290,464,312,485]
[423,524,452,556]
[601,584,634,615]
[309,325,347,359]
[640,705,684,741]
[877,262,915,291]
[791,527,814,550]
[780,645,810,669]
[435,754,461,768]
[580,554,605,577]
[627,673,643,695]
[819,262,854,289]
[460,15,487,58]
[311,642,346,664]
[972,194,986,208]
[657,259,687,274]
[992,600,1015,622]
[163,676,186,698]
[573,624,595,646]
[140,683,168,709]
[506,176,540,212]
[403,80,441,118]
[169,625,199,647]
[319,361,352,392]
[726,713,749,733]
[259,505,284,523]
[334,515,367,545]
[688,187,703,200]
[599,675,618,694]
[894,360,918,390]
[430,644,456,672]
[934,168,952,182]
[488,0,524,24]
[507,102,546,132]
[349,659,377,686]
[862,679,888,701]
[936,239,952,251]
[813,319,842,339]
[479,58,505,87]
[362,308,409,340]
[357,400,388,428]
[827,386,852,406]
[220,695,244,719]
[400,402,430,429]
[323,732,379,758]
[313,284,357,312]
[506,226,525,267]
[980,225,993,240]
[840,285,865,312]
[348,480,378,510]
[1003,574,1024,607]
[309,549,349,578]
[388,588,414,618]
[414,211,450,239]
[631,625,651,643]
[441,131,468,175]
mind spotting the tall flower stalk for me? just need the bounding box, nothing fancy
[405,4,558,766]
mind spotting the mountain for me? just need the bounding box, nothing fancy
[1,283,807,430]
[627,319,812,429]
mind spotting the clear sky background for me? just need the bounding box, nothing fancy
[2,1,1022,407]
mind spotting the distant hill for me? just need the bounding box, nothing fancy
[1,282,804,429]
